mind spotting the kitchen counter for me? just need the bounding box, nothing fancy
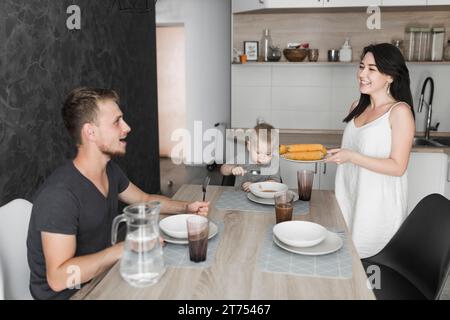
[280,131,450,157]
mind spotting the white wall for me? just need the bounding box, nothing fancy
[156,0,231,165]
[232,64,450,132]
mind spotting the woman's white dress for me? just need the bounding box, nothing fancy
[335,102,408,258]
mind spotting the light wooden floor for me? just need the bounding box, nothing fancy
[159,157,450,300]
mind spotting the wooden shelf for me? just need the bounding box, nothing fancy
[232,61,450,66]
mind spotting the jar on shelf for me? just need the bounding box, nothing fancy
[431,27,445,61]
[417,27,432,61]
[445,40,450,61]
[391,39,405,57]
[404,27,420,61]
[267,45,282,62]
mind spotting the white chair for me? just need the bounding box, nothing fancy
[0,199,33,300]
[0,257,5,300]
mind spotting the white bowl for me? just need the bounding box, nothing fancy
[159,214,197,239]
[273,221,327,248]
[249,182,288,199]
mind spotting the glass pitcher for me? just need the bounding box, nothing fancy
[111,201,165,287]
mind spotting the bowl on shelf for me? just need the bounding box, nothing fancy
[283,48,309,62]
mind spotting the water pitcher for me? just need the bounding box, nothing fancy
[111,201,165,287]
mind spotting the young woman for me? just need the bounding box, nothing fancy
[326,43,415,259]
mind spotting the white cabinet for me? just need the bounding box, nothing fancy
[382,0,426,6]
[324,0,382,7]
[280,158,337,190]
[407,152,449,213]
[427,0,450,5]
[319,162,338,190]
[233,0,449,11]
[232,0,265,13]
[233,0,384,12]
[268,0,324,8]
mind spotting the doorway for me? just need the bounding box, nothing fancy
[156,25,186,159]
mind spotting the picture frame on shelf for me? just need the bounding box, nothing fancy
[244,41,258,61]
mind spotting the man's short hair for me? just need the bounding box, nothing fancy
[62,87,119,146]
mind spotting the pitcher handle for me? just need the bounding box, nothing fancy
[111,214,127,245]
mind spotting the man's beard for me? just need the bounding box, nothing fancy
[99,144,126,157]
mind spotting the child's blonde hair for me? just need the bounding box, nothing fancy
[248,123,275,146]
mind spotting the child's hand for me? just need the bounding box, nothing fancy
[242,182,252,192]
[231,166,246,176]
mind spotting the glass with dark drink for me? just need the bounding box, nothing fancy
[186,215,209,262]
[274,190,295,224]
[297,170,314,201]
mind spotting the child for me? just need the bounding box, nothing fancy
[220,123,281,192]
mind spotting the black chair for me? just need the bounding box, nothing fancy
[362,193,450,300]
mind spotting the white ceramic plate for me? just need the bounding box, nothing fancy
[160,221,219,244]
[280,155,326,163]
[159,214,201,239]
[273,230,343,256]
[273,221,327,247]
[249,182,289,199]
[247,191,299,205]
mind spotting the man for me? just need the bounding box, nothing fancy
[26,88,209,299]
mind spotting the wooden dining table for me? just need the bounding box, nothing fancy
[71,184,375,300]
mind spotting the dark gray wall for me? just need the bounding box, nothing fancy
[0,0,160,205]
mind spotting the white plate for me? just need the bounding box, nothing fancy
[273,230,343,256]
[249,181,289,199]
[159,214,200,239]
[247,192,299,205]
[273,221,327,247]
[280,155,326,163]
[160,221,219,244]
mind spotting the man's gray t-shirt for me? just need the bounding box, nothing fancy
[26,160,130,300]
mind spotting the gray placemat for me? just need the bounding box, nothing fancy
[258,227,352,279]
[163,221,223,268]
[214,190,309,215]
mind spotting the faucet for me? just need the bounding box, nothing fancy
[418,77,439,140]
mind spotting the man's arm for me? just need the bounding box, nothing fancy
[118,182,209,216]
[42,232,123,292]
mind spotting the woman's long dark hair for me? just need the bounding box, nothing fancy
[343,43,415,122]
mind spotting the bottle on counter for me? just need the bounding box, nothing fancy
[260,29,273,62]
[339,38,353,62]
